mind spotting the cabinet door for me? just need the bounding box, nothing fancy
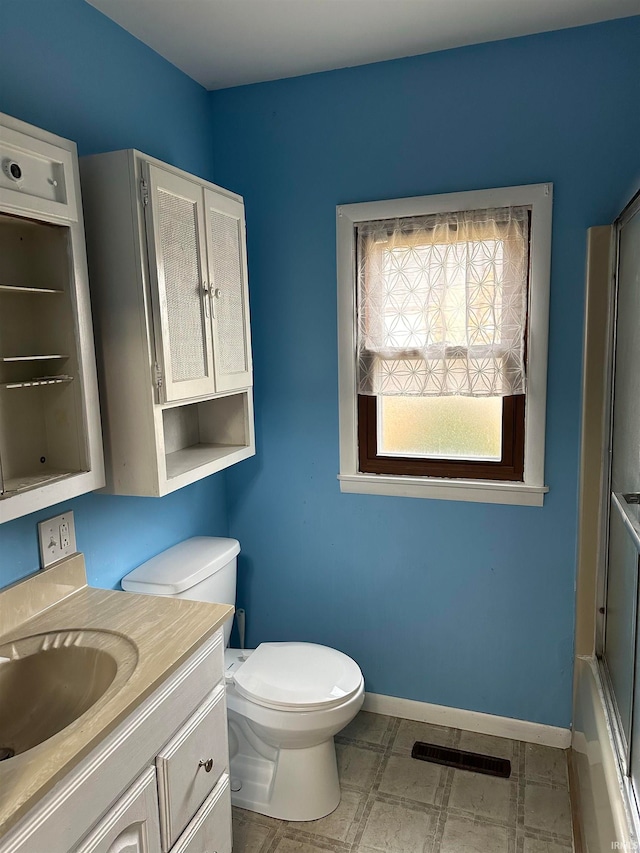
[204,189,252,393]
[74,767,162,853]
[171,774,232,853]
[144,164,215,402]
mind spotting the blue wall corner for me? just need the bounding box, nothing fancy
[0,0,215,174]
[0,0,227,589]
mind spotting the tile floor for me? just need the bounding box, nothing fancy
[231,711,574,853]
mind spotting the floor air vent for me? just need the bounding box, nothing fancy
[411,742,511,778]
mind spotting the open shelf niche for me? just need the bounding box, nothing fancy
[0,211,88,496]
[162,391,253,482]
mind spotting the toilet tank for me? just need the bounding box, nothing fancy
[121,537,240,645]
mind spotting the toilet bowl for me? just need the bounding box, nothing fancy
[225,644,364,819]
[121,537,364,821]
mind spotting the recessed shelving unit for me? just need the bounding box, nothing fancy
[0,212,87,502]
[0,111,104,522]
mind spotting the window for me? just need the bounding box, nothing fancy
[337,184,552,506]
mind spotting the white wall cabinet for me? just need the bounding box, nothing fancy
[0,631,232,853]
[80,150,254,497]
[0,113,104,523]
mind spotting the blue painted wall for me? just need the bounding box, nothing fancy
[0,0,228,589]
[1,1,638,728]
[211,18,640,728]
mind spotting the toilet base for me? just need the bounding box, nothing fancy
[229,736,341,821]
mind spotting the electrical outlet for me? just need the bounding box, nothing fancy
[60,519,70,549]
[38,511,77,569]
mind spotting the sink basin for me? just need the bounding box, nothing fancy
[0,630,137,760]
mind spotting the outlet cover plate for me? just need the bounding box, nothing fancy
[38,511,77,568]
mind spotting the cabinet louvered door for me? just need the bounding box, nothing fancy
[204,188,252,393]
[145,164,215,402]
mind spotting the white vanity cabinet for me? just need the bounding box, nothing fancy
[79,150,254,497]
[0,113,104,523]
[0,631,232,853]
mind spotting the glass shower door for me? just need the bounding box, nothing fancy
[602,196,640,779]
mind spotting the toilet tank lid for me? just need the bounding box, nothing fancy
[121,537,240,595]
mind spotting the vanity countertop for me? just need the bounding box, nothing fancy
[0,554,233,838]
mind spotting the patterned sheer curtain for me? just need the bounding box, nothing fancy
[356,206,530,397]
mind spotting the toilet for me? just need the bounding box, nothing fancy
[121,537,364,821]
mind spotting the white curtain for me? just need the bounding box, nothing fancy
[356,206,530,397]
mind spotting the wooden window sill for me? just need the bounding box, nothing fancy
[338,473,548,506]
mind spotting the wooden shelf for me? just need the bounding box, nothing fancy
[1,354,68,362]
[1,469,80,497]
[1,375,73,390]
[165,443,247,480]
[0,283,63,294]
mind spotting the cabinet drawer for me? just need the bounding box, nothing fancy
[157,683,227,851]
[74,767,161,853]
[171,773,231,853]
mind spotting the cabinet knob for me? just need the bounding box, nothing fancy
[198,758,214,773]
[214,288,222,299]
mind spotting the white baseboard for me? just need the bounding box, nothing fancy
[363,692,571,749]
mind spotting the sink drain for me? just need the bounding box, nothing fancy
[0,747,15,761]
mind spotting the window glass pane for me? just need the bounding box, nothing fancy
[378,395,503,460]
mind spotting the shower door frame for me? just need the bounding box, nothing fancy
[596,188,640,818]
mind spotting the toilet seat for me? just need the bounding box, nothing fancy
[231,642,363,712]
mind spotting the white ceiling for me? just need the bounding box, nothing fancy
[86,0,640,90]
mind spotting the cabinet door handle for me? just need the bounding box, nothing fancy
[198,758,214,773]
[213,287,222,299]
[202,281,210,318]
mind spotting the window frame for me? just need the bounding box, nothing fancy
[358,393,526,480]
[336,183,553,507]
